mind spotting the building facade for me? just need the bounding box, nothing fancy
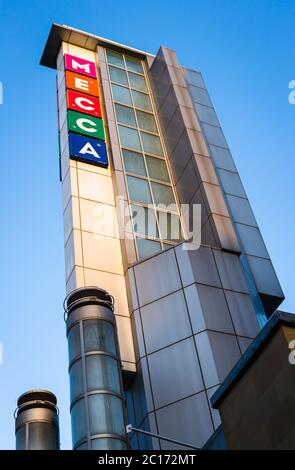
[40,24,284,450]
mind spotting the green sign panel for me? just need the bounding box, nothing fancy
[67,110,105,140]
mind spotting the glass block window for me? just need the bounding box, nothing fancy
[106,49,184,260]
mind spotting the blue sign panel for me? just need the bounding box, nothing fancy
[68,132,109,167]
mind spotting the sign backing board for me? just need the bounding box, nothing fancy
[67,110,105,140]
[68,132,109,167]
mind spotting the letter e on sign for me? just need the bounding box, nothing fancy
[65,71,99,97]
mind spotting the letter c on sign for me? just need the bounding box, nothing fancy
[76,118,97,133]
[75,97,95,111]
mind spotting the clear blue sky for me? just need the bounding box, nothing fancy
[0,0,294,450]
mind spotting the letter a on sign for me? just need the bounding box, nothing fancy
[68,133,108,167]
[64,54,97,78]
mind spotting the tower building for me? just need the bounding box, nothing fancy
[40,23,284,449]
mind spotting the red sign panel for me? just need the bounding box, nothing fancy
[66,90,102,118]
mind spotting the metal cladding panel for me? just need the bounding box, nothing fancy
[182,66,284,316]
[148,46,240,254]
[129,244,264,449]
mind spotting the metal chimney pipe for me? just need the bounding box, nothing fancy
[64,286,129,450]
[15,390,60,450]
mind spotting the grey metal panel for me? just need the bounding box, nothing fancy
[68,30,87,47]
[175,245,221,288]
[209,145,237,172]
[206,331,241,383]
[225,290,260,338]
[160,47,180,68]
[180,105,201,131]
[226,195,257,226]
[238,336,253,354]
[156,87,178,132]
[137,415,155,450]
[140,291,191,354]
[217,169,247,198]
[145,413,160,450]
[202,123,228,149]
[188,85,213,107]
[169,130,194,182]
[247,255,284,298]
[194,102,220,127]
[130,360,148,426]
[127,268,139,311]
[134,249,181,306]
[197,284,234,334]
[210,214,241,253]
[235,224,269,259]
[149,54,167,90]
[194,331,220,388]
[131,309,145,359]
[195,331,241,387]
[156,392,214,450]
[187,129,210,156]
[184,283,234,334]
[163,107,187,153]
[194,154,219,185]
[176,159,201,203]
[213,249,248,293]
[148,338,204,409]
[125,389,136,430]
[168,65,187,88]
[191,184,213,224]
[200,216,220,247]
[140,357,154,413]
[202,182,229,217]
[173,84,194,108]
[206,386,221,430]
[237,336,253,353]
[183,284,205,333]
[184,69,206,89]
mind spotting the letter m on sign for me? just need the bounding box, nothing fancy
[64,54,97,79]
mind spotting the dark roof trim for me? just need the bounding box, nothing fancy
[211,310,295,409]
[40,24,153,70]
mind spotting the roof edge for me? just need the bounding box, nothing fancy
[40,23,154,69]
